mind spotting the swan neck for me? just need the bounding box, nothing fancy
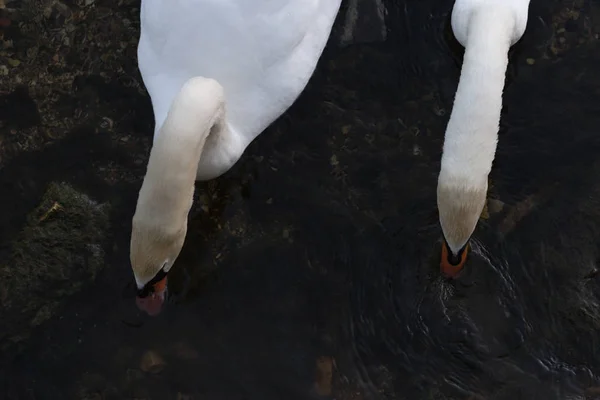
[135,79,226,226]
[440,8,514,186]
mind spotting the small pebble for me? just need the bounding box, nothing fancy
[140,350,165,374]
[487,199,505,215]
[330,154,338,166]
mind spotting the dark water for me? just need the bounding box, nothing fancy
[1,0,600,398]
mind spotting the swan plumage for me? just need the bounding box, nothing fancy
[438,0,531,276]
[131,0,341,314]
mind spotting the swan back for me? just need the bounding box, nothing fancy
[138,0,342,144]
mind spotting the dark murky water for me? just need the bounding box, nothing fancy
[1,0,600,399]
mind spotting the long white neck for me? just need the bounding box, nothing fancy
[134,77,230,229]
[439,6,516,187]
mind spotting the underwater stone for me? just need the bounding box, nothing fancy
[0,181,110,350]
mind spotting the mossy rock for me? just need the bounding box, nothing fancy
[0,182,110,349]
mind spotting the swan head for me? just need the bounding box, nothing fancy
[130,213,187,316]
[437,175,487,278]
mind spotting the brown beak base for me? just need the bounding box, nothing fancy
[440,241,469,278]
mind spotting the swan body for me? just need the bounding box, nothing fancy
[131,0,341,314]
[437,0,531,276]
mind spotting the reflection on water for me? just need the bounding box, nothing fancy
[1,0,600,398]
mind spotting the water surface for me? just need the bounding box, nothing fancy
[1,0,600,399]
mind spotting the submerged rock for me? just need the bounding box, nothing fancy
[140,350,166,374]
[0,181,110,350]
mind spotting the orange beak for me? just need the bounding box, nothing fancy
[135,276,168,316]
[440,241,469,278]
[153,275,167,294]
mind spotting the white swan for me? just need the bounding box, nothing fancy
[130,0,341,315]
[438,0,531,277]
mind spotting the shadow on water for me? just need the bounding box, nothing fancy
[1,0,600,398]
